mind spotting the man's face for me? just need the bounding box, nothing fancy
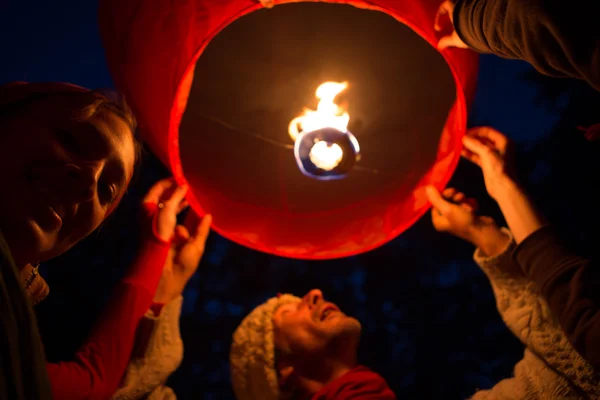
[273,289,361,357]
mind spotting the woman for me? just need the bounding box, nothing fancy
[426,126,600,398]
[0,81,211,399]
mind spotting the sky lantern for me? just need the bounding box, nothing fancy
[98,0,478,259]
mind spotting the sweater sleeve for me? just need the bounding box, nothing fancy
[112,296,183,400]
[474,228,600,397]
[452,0,600,91]
[473,228,537,343]
[46,205,170,400]
[514,226,600,369]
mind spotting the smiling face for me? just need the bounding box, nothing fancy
[0,93,136,266]
[273,289,361,358]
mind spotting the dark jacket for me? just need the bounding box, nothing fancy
[515,227,600,369]
[453,0,600,91]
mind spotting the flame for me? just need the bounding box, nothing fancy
[309,141,344,171]
[288,81,350,141]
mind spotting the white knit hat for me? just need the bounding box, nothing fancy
[230,294,301,400]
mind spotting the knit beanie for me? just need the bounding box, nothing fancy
[230,294,301,400]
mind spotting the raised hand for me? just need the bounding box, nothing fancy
[427,186,494,242]
[153,211,212,304]
[142,178,189,242]
[461,127,517,201]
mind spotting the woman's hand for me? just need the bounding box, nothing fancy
[142,178,189,242]
[153,211,212,304]
[461,127,518,201]
[434,1,469,50]
[427,186,494,242]
[427,186,510,256]
[141,178,213,303]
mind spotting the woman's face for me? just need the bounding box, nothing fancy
[0,94,136,266]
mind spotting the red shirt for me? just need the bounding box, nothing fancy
[45,204,170,400]
[311,366,396,400]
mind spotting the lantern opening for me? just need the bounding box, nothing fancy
[99,0,479,259]
[179,2,457,258]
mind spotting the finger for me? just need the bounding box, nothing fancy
[442,187,456,199]
[466,197,479,211]
[426,186,452,215]
[143,178,176,204]
[434,1,450,31]
[467,126,509,151]
[452,192,466,203]
[192,214,212,248]
[176,225,190,240]
[479,216,496,225]
[461,148,481,166]
[163,185,189,212]
[177,199,190,214]
[173,225,191,245]
[460,203,474,212]
[462,135,491,158]
[438,35,457,50]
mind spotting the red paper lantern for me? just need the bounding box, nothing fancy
[99,0,478,259]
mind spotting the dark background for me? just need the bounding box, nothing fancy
[2,1,600,399]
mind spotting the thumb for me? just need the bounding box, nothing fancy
[174,225,190,243]
[192,214,212,249]
[426,186,452,215]
[438,35,457,50]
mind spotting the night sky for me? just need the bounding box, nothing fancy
[2,1,600,399]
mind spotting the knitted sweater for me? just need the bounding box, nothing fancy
[112,296,183,400]
[470,229,600,399]
[24,270,183,400]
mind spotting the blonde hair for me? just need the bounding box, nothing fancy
[0,88,143,182]
[67,90,138,134]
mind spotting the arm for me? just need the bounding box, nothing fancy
[44,179,190,400]
[494,177,600,368]
[461,128,600,368]
[112,196,211,400]
[46,235,170,400]
[513,226,600,369]
[112,296,183,400]
[492,178,547,245]
[452,0,600,91]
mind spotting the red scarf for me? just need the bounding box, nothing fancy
[311,366,396,400]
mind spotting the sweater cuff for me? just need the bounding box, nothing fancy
[513,226,570,285]
[472,227,521,280]
[473,227,514,264]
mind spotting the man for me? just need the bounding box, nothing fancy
[434,0,600,92]
[229,291,396,399]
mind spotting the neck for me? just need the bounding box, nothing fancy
[296,351,358,396]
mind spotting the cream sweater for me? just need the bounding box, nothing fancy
[471,229,600,399]
[112,296,184,400]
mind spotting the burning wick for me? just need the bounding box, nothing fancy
[288,81,360,180]
[309,140,344,171]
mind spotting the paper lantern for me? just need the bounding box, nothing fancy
[99,0,478,259]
